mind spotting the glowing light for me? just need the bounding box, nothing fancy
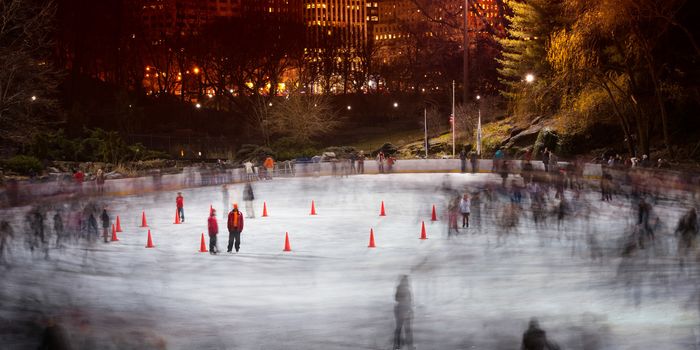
[195,103,201,109]
[525,73,535,83]
[31,96,36,101]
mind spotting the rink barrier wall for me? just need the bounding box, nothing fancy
[1,159,606,205]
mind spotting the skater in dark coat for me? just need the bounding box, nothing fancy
[208,209,219,254]
[521,318,559,350]
[243,182,255,218]
[393,275,414,350]
[100,209,110,243]
[227,204,244,252]
[53,210,64,248]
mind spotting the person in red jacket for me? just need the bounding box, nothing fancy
[176,192,185,222]
[207,209,219,255]
[227,203,244,253]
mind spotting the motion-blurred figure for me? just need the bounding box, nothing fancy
[95,168,105,194]
[38,316,72,350]
[393,275,414,350]
[459,193,471,228]
[0,220,13,264]
[243,182,255,218]
[357,151,365,174]
[675,207,698,268]
[222,185,229,215]
[176,192,185,223]
[53,209,64,248]
[208,209,219,255]
[521,318,559,350]
[100,208,110,243]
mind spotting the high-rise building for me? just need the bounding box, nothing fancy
[304,0,368,50]
[134,0,242,40]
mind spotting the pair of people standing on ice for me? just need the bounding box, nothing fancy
[207,204,245,254]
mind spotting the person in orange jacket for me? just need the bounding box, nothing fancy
[263,156,274,179]
[227,203,244,253]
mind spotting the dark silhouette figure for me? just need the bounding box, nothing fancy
[521,318,559,350]
[393,275,414,350]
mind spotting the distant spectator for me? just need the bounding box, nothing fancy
[263,156,275,179]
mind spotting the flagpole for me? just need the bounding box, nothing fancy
[452,80,456,158]
[477,109,482,156]
[424,108,428,158]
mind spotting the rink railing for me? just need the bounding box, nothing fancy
[0,158,674,207]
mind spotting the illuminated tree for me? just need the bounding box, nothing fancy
[0,0,61,149]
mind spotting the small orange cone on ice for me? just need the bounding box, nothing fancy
[199,233,208,253]
[262,202,268,217]
[145,230,155,248]
[380,201,386,216]
[174,209,181,224]
[420,221,427,240]
[310,200,317,215]
[110,224,119,241]
[115,216,123,232]
[368,229,376,248]
[431,205,438,221]
[141,211,148,227]
[283,232,292,252]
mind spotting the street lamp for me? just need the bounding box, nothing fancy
[347,105,352,110]
[525,73,535,83]
[31,95,37,101]
[393,102,399,108]
[195,103,201,109]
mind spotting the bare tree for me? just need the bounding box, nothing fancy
[269,94,341,145]
[0,0,61,149]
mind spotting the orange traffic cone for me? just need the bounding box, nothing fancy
[380,201,386,216]
[116,216,123,232]
[420,221,427,240]
[174,208,181,224]
[431,205,438,221]
[199,233,208,253]
[283,232,292,252]
[141,211,148,227]
[145,230,155,248]
[110,224,119,242]
[310,200,317,215]
[368,228,376,248]
[262,202,268,217]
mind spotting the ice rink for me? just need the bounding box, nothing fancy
[2,173,700,349]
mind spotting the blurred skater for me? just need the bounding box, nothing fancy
[521,318,559,350]
[460,193,471,228]
[95,168,105,194]
[675,207,698,269]
[243,182,255,218]
[53,209,64,248]
[357,151,365,174]
[393,275,414,350]
[227,204,244,253]
[264,156,275,179]
[100,208,110,243]
[0,220,13,264]
[377,151,385,174]
[222,185,229,215]
[176,192,185,223]
[208,209,219,255]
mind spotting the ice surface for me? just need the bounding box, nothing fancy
[1,173,699,349]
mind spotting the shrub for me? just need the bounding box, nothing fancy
[2,155,43,175]
[533,128,559,156]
